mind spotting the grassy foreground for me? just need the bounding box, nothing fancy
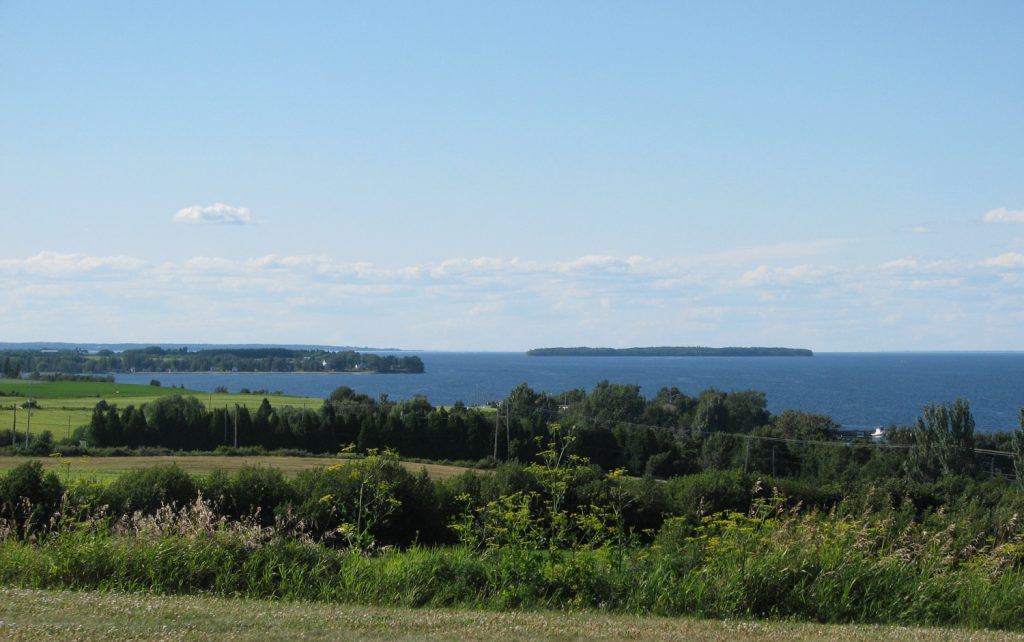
[0,588,1019,642]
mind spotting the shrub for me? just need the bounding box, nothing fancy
[0,461,63,536]
[202,465,295,526]
[102,464,197,514]
[291,453,445,547]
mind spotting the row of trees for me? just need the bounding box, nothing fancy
[1,357,19,379]
[77,381,1024,484]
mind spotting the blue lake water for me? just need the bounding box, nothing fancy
[113,352,1024,432]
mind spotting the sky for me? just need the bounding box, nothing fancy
[1,1,1023,351]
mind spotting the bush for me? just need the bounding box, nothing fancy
[291,455,446,546]
[202,465,295,526]
[0,461,63,536]
[662,469,752,518]
[102,464,197,514]
[27,430,54,456]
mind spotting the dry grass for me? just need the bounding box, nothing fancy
[0,455,472,482]
[0,588,1020,642]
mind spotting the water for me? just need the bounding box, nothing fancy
[113,352,1024,432]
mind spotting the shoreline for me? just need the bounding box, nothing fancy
[115,370,417,376]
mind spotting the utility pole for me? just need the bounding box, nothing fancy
[771,446,776,477]
[223,405,228,446]
[505,400,511,460]
[67,416,71,441]
[493,402,500,461]
[11,406,16,447]
[743,437,750,475]
[25,406,31,449]
[234,403,239,448]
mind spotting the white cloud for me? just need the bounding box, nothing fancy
[738,264,829,287]
[910,226,929,234]
[430,257,519,278]
[983,207,1024,224]
[0,251,146,276]
[468,302,502,316]
[880,258,918,271]
[904,278,963,290]
[879,258,967,274]
[555,255,648,273]
[983,252,1024,268]
[695,239,842,264]
[172,203,253,225]
[8,248,1024,349]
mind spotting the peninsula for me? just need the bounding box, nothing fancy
[526,346,813,357]
[0,347,425,375]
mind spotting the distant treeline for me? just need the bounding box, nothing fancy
[34,382,1021,483]
[0,348,424,375]
[527,346,814,357]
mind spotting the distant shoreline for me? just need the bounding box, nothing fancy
[117,370,395,376]
[527,346,813,357]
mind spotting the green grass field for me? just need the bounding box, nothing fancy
[0,378,323,441]
[0,454,472,483]
[0,588,1018,642]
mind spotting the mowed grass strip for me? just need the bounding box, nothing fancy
[0,378,324,441]
[0,455,471,482]
[0,379,190,400]
[0,588,1019,642]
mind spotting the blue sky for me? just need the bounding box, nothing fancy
[2,1,1023,350]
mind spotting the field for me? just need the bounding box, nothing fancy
[0,378,323,442]
[0,588,1019,642]
[0,454,472,483]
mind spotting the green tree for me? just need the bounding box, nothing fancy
[691,389,728,437]
[906,399,976,482]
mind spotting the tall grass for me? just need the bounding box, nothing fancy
[2,488,1024,630]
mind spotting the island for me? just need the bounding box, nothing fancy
[526,346,813,357]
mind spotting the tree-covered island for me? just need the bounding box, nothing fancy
[527,346,813,357]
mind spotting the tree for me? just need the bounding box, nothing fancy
[691,389,728,437]
[2,356,20,379]
[584,381,645,426]
[906,399,976,482]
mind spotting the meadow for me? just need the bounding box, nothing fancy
[0,454,472,484]
[0,377,322,444]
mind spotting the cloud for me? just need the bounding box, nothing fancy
[8,247,1024,349]
[430,257,519,278]
[879,258,966,274]
[910,226,929,234]
[880,258,918,271]
[738,264,829,287]
[173,203,253,225]
[0,251,146,276]
[695,239,843,264]
[904,279,963,290]
[468,302,502,316]
[983,252,1024,268]
[984,207,1024,224]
